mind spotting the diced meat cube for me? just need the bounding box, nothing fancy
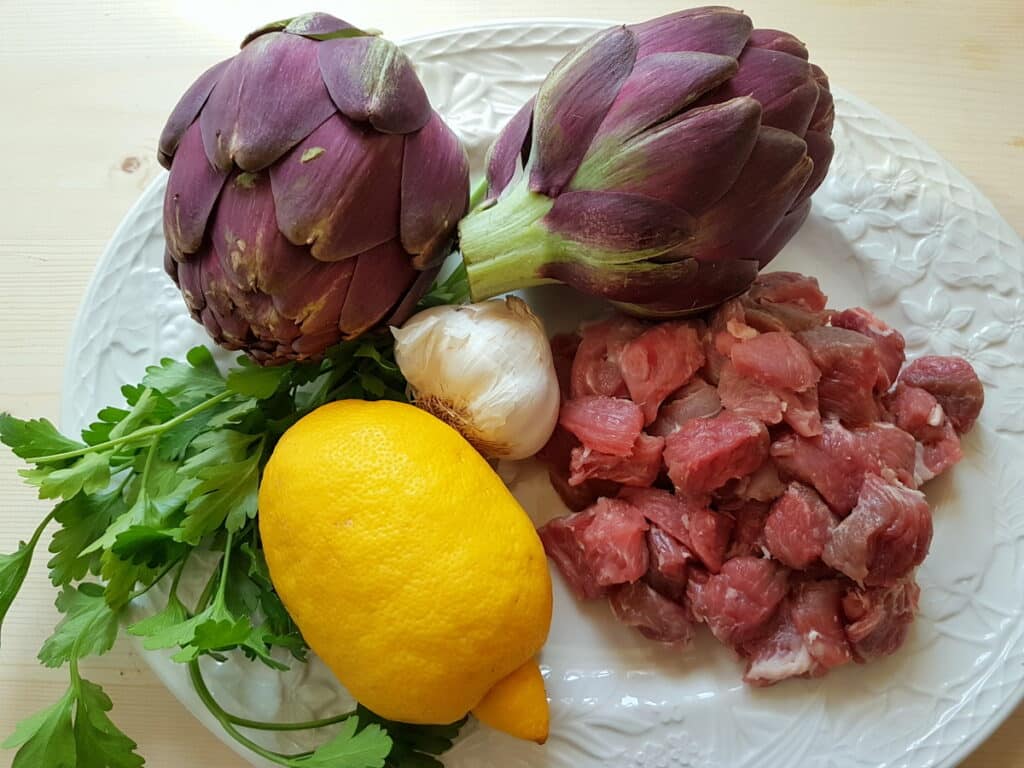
[687,556,789,646]
[764,483,838,569]
[790,579,853,670]
[749,271,828,311]
[742,603,815,686]
[830,307,906,390]
[569,433,664,487]
[570,317,645,399]
[608,581,695,644]
[559,396,644,456]
[719,362,823,437]
[842,576,920,660]
[536,425,621,511]
[726,500,770,559]
[549,333,581,400]
[797,326,881,425]
[621,322,705,423]
[538,498,649,599]
[546,467,620,512]
[743,297,825,333]
[778,387,824,438]
[900,355,984,433]
[718,362,784,424]
[886,384,946,443]
[822,474,932,586]
[664,412,770,497]
[731,332,821,392]
[645,525,692,603]
[740,462,787,503]
[703,298,755,384]
[649,379,722,436]
[771,420,917,515]
[619,487,733,573]
[918,421,963,481]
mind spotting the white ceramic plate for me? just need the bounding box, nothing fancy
[61,20,1024,768]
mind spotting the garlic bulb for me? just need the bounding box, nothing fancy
[392,296,560,460]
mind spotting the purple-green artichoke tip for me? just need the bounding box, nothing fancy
[159,12,470,364]
[458,6,834,316]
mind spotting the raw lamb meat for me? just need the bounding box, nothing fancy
[537,270,982,686]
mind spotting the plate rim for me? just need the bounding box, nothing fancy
[58,17,1024,768]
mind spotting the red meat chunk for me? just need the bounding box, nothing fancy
[830,307,906,390]
[886,384,947,443]
[648,378,721,437]
[731,332,821,392]
[719,362,822,437]
[749,271,828,311]
[718,362,785,424]
[764,483,838,569]
[664,412,770,496]
[645,525,693,603]
[619,487,733,573]
[559,396,644,456]
[918,421,964,481]
[842,576,920,660]
[771,420,917,515]
[726,500,770,559]
[885,383,964,481]
[538,498,649,599]
[791,579,853,670]
[549,332,581,400]
[742,578,852,686]
[742,602,815,686]
[536,425,620,511]
[703,298,757,383]
[608,581,695,644]
[569,432,665,487]
[797,326,881,425]
[900,355,984,433]
[822,474,932,586]
[688,557,789,646]
[620,322,705,423]
[570,317,645,399]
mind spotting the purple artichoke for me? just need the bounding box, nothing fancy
[160,13,469,364]
[458,6,833,316]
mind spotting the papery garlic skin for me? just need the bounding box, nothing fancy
[392,296,560,460]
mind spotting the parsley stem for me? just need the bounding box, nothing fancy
[27,509,57,550]
[188,660,317,765]
[30,390,235,463]
[224,710,358,732]
[216,531,234,605]
[124,556,184,604]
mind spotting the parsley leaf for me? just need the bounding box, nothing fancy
[226,356,294,399]
[178,431,262,543]
[2,672,142,768]
[355,707,466,768]
[73,678,144,768]
[0,514,53,644]
[142,346,225,405]
[1,686,76,767]
[289,717,391,768]
[38,584,121,668]
[48,486,128,586]
[0,414,85,460]
[20,451,112,500]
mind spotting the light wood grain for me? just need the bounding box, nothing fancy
[1,2,1022,766]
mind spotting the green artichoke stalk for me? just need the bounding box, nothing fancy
[458,7,834,316]
[160,13,469,364]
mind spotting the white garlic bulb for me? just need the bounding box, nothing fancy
[392,296,560,460]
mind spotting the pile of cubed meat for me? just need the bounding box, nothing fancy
[537,271,984,686]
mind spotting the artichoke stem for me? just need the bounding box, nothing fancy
[458,182,560,300]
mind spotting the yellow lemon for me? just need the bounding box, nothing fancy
[258,399,552,739]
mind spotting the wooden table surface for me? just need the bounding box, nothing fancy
[1,1,1021,765]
